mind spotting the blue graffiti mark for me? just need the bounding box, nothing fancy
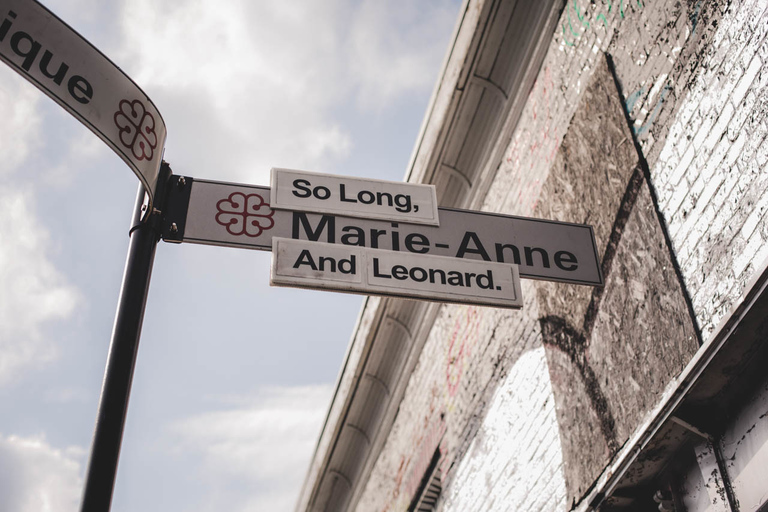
[574,0,590,29]
[562,3,582,47]
[690,1,702,37]
[560,0,644,46]
[567,8,581,37]
[634,82,673,135]
[625,87,645,114]
[562,22,576,46]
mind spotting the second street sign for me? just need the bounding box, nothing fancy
[271,238,523,308]
[163,177,604,287]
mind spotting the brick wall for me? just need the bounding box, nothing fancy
[648,0,768,338]
[441,347,567,512]
[353,0,768,510]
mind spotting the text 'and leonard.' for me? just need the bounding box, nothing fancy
[270,238,524,309]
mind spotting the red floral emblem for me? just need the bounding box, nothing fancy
[215,192,275,237]
[114,99,158,161]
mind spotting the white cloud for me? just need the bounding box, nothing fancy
[169,385,333,511]
[44,387,92,404]
[117,0,457,183]
[346,0,458,111]
[118,0,351,183]
[0,74,81,385]
[0,73,42,174]
[0,433,84,512]
[0,187,81,384]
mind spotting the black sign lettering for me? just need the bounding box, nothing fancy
[2,12,93,105]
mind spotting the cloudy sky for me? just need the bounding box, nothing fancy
[0,0,460,510]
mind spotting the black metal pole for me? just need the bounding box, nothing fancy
[79,163,170,512]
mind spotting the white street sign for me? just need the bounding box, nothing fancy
[271,238,523,308]
[169,178,604,286]
[270,168,439,225]
[0,0,167,204]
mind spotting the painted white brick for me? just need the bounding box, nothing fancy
[739,191,768,241]
[731,55,763,108]
[755,130,768,167]
[668,144,696,189]
[692,108,717,151]
[728,90,758,141]
[722,17,752,76]
[682,180,733,254]
[723,128,749,170]
[441,348,566,512]
[675,136,730,250]
[702,102,735,153]
[718,62,746,111]
[733,233,763,276]
[673,87,701,140]
[656,134,679,170]
[706,36,731,80]
[666,186,692,238]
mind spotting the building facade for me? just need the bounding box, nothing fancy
[298,0,768,510]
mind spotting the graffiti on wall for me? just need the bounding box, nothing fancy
[384,305,487,511]
[445,306,482,398]
[503,65,559,214]
[397,416,448,508]
[561,0,646,47]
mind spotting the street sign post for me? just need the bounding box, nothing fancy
[78,167,170,512]
[270,168,440,225]
[163,177,604,287]
[1,3,170,511]
[271,238,523,308]
[0,0,167,206]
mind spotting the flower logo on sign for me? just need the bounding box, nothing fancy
[215,192,275,237]
[114,99,158,161]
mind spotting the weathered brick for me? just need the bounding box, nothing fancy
[723,126,749,169]
[675,134,731,244]
[692,107,716,150]
[733,232,763,276]
[755,129,768,166]
[702,101,734,152]
[731,54,763,107]
[668,143,696,189]
[739,188,768,241]
[728,89,758,141]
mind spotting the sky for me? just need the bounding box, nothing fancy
[0,0,461,510]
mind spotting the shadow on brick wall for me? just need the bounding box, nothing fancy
[534,56,699,507]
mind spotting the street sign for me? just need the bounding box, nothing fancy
[271,238,523,308]
[165,177,604,286]
[0,0,167,205]
[270,168,440,225]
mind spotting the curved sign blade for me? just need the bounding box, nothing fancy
[0,0,166,205]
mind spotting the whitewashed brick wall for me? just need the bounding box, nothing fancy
[441,347,566,512]
[651,0,768,338]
